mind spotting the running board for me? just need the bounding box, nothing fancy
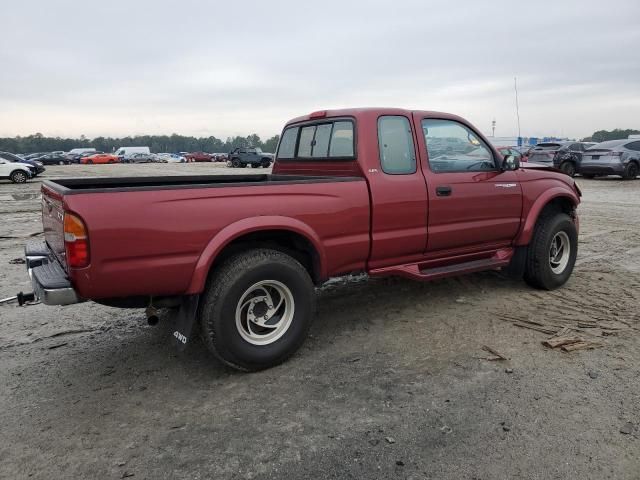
[369,249,513,282]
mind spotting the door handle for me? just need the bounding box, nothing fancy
[436,186,452,197]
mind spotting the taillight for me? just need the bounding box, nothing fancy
[63,212,90,268]
[610,151,623,158]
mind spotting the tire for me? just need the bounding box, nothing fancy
[559,161,576,177]
[87,160,93,164]
[261,159,271,168]
[622,162,639,180]
[199,249,316,371]
[231,158,241,168]
[58,160,65,165]
[10,170,28,184]
[581,174,596,179]
[524,212,578,290]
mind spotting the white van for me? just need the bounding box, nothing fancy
[67,148,96,156]
[114,146,151,159]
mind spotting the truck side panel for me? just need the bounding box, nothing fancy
[62,180,371,299]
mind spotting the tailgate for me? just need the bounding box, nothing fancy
[41,185,67,270]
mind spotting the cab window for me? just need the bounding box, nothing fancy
[377,116,416,174]
[422,119,495,172]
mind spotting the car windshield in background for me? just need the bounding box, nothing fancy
[587,140,628,150]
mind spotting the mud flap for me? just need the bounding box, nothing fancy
[172,295,199,351]
[504,246,527,279]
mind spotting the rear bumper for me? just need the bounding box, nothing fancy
[579,163,624,175]
[25,240,81,306]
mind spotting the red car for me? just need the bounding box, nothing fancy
[184,152,214,162]
[80,153,120,164]
[22,107,580,371]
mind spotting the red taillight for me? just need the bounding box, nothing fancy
[610,151,623,157]
[64,213,90,268]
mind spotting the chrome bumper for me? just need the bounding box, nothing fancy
[25,240,81,306]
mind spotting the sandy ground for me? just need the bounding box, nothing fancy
[0,163,639,480]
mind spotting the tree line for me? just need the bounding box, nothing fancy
[583,129,640,143]
[0,132,280,155]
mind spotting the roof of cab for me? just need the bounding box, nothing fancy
[284,108,468,127]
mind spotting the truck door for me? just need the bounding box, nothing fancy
[415,116,522,253]
[367,115,429,269]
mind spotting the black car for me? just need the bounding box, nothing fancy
[228,147,273,168]
[35,152,71,165]
[552,142,597,177]
[0,151,46,176]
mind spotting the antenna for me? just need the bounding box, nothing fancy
[514,77,521,140]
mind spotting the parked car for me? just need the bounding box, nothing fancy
[67,148,96,158]
[19,107,581,372]
[228,147,273,168]
[124,153,161,163]
[80,153,119,164]
[580,139,640,179]
[157,153,186,163]
[551,142,597,177]
[35,152,71,165]
[213,153,228,162]
[0,156,33,183]
[185,151,214,162]
[496,146,527,163]
[0,151,45,176]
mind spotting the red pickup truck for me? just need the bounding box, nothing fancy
[184,151,214,162]
[23,108,580,371]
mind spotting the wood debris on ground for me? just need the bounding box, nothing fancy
[481,345,508,361]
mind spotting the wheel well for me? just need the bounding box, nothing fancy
[540,196,576,220]
[210,230,321,284]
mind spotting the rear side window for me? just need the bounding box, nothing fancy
[626,141,640,152]
[276,120,355,160]
[277,127,299,159]
[378,116,416,174]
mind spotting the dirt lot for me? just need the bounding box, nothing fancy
[1,163,638,479]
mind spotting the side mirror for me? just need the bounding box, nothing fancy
[502,155,520,171]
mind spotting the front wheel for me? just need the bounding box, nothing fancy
[199,249,316,371]
[231,158,241,168]
[622,162,639,180]
[559,161,576,177]
[10,170,28,184]
[261,159,271,168]
[524,212,578,290]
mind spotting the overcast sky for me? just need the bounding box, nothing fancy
[1,0,639,140]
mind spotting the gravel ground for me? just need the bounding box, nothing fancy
[0,164,639,480]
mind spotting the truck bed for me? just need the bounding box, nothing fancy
[44,174,360,194]
[41,173,371,300]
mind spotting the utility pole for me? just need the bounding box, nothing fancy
[514,77,521,140]
[491,119,496,137]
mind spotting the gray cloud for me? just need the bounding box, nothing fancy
[1,0,639,139]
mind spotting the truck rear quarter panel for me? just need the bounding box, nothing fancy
[63,180,370,299]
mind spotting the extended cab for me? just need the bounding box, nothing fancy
[23,108,580,371]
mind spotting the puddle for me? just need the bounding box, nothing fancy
[10,193,40,201]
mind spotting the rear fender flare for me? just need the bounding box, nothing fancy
[514,187,579,246]
[186,216,327,294]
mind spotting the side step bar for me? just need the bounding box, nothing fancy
[369,249,513,282]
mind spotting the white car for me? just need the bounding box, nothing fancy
[158,153,186,163]
[0,158,32,183]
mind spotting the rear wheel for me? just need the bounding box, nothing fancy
[199,249,315,371]
[622,162,639,180]
[87,160,93,164]
[524,212,577,290]
[58,160,65,165]
[559,161,576,177]
[10,170,28,184]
